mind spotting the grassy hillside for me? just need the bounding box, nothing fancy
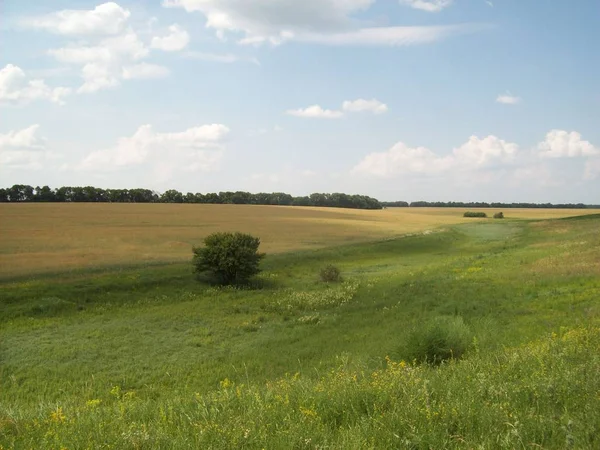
[1,214,599,448]
[2,203,599,278]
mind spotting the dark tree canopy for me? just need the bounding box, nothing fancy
[192,232,265,285]
[0,185,383,210]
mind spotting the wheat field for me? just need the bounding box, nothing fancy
[1,203,598,278]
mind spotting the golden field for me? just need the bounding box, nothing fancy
[1,203,598,278]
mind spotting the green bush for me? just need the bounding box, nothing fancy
[463,211,487,218]
[494,212,504,219]
[320,264,342,283]
[192,232,265,285]
[403,316,472,364]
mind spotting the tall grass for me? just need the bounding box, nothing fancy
[2,327,598,449]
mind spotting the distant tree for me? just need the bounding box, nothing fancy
[161,189,183,203]
[7,184,34,202]
[33,185,56,202]
[192,232,265,285]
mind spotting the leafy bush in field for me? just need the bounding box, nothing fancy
[494,212,505,219]
[319,264,342,283]
[463,211,488,218]
[403,316,472,364]
[192,232,265,285]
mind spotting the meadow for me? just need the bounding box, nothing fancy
[1,206,600,448]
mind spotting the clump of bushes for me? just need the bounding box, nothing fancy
[320,264,342,283]
[463,211,487,218]
[494,212,504,219]
[192,232,265,285]
[403,316,472,365]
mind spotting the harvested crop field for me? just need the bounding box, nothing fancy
[1,203,598,278]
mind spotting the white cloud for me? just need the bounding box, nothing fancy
[276,25,474,47]
[23,4,188,94]
[47,27,180,93]
[79,124,230,174]
[286,105,344,119]
[496,92,521,105]
[342,98,388,114]
[22,2,131,35]
[352,135,519,177]
[150,24,190,51]
[0,64,71,105]
[399,0,453,13]
[352,142,451,176]
[300,169,317,177]
[0,125,43,149]
[538,130,599,158]
[0,125,55,169]
[288,98,389,119]
[453,135,518,167]
[163,0,477,46]
[122,63,170,80]
[163,0,374,44]
[184,51,260,65]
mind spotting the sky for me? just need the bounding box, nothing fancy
[1,0,599,203]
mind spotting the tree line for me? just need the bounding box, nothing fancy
[392,201,599,209]
[2,185,596,210]
[0,184,382,210]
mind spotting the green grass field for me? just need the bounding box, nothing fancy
[1,208,600,449]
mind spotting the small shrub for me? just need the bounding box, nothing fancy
[463,211,487,218]
[192,232,265,285]
[403,316,472,365]
[494,212,504,219]
[320,265,342,283]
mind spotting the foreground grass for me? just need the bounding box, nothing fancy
[1,215,599,448]
[4,327,598,449]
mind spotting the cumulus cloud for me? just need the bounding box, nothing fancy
[537,130,599,159]
[0,64,71,105]
[453,135,518,167]
[342,98,388,114]
[0,125,43,149]
[286,105,344,119]
[352,143,451,176]
[0,125,55,169]
[398,0,453,13]
[288,98,388,119]
[163,0,479,46]
[79,124,230,176]
[48,29,153,93]
[21,3,190,94]
[496,92,521,105]
[21,2,131,35]
[352,135,519,177]
[150,24,190,51]
[48,28,186,92]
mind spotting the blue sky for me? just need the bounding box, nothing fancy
[1,0,599,202]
